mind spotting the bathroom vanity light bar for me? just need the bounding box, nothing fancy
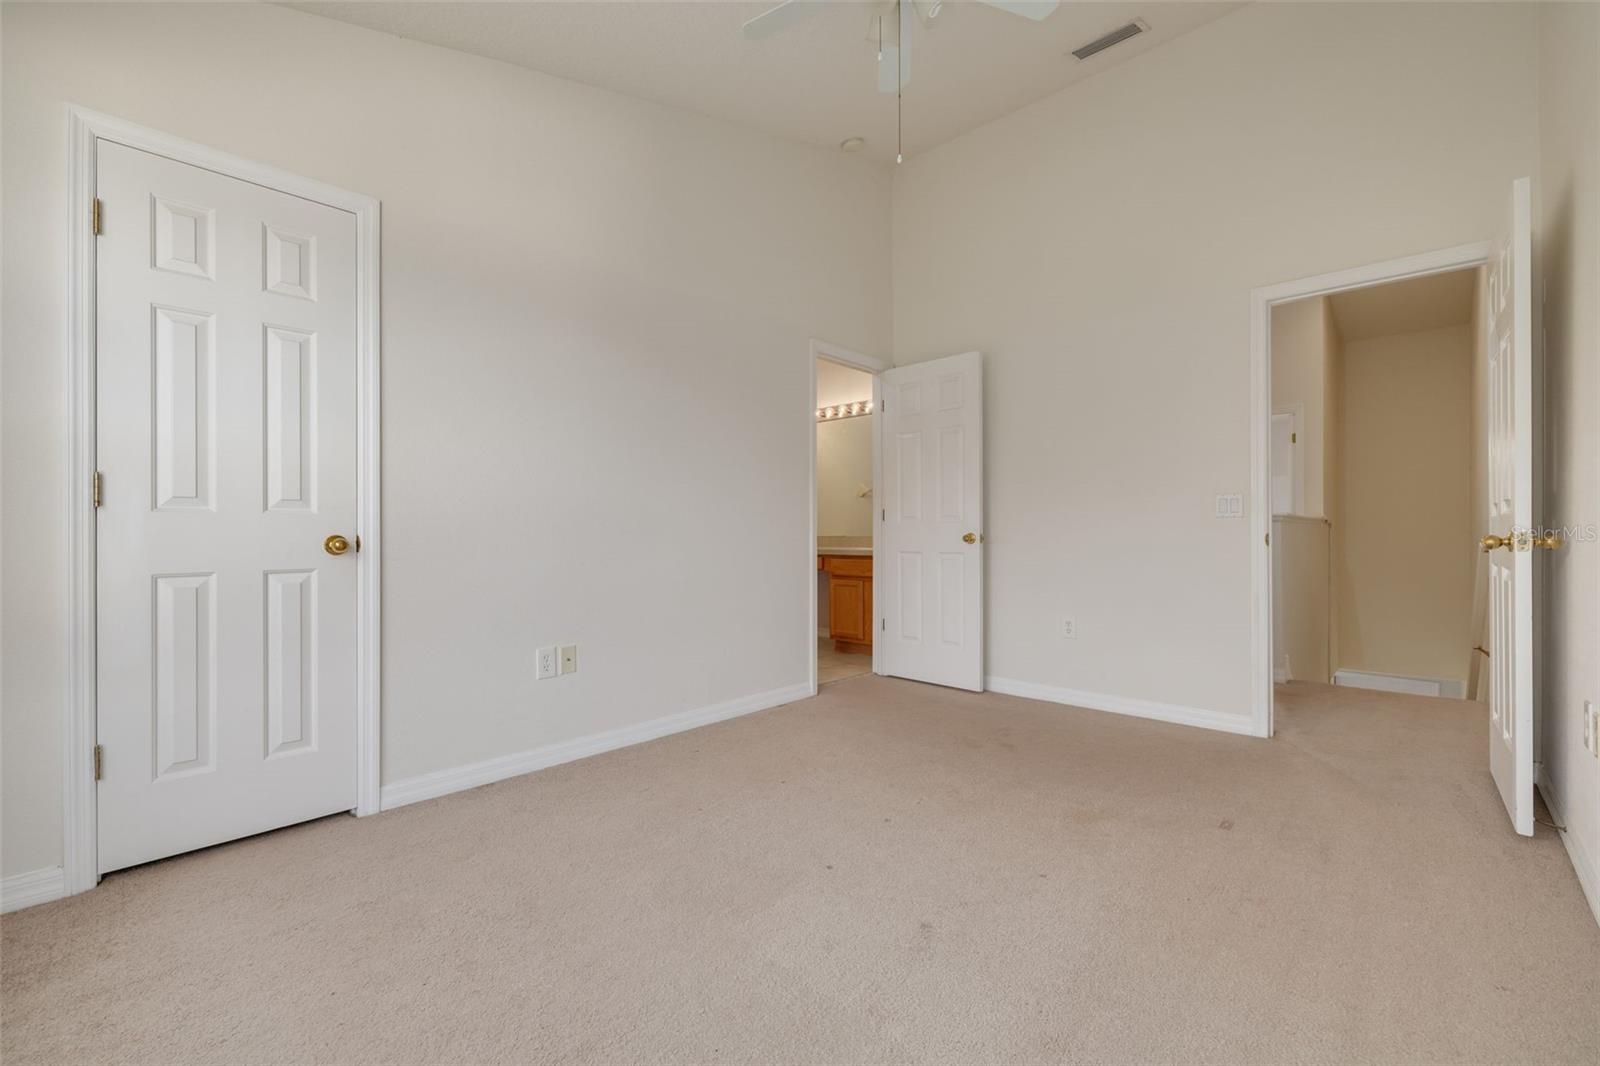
[816,400,873,421]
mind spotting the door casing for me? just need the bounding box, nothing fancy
[1250,242,1489,739]
[64,107,382,897]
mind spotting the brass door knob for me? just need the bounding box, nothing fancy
[324,534,352,556]
[1480,534,1513,552]
[1534,532,1565,550]
[962,532,978,545]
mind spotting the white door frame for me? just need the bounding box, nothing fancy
[63,107,382,897]
[1250,242,1487,738]
[808,339,888,693]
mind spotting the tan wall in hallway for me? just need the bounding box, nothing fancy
[1337,324,1476,684]
[1272,515,1331,683]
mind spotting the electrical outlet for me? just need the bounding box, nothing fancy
[559,643,578,675]
[536,646,557,680]
[1061,617,1077,639]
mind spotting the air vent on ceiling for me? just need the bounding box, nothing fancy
[1071,18,1148,61]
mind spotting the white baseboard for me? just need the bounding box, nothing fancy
[1333,669,1466,699]
[985,677,1258,737]
[1536,765,1600,929]
[380,682,814,811]
[1,866,66,914]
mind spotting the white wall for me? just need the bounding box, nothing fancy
[892,2,1541,723]
[1536,1,1600,923]
[0,3,891,879]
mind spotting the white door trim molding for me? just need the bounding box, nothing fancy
[64,107,382,898]
[809,338,888,690]
[1250,242,1487,739]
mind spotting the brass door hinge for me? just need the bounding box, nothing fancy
[93,744,104,781]
[1291,432,1297,444]
[92,198,103,236]
[92,471,103,508]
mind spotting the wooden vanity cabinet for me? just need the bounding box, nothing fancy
[819,554,873,654]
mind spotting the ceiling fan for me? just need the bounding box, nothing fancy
[741,0,1059,161]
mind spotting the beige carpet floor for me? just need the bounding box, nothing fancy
[3,679,1597,1065]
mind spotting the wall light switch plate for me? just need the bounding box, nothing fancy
[1215,493,1244,518]
[536,646,557,680]
[559,644,578,675]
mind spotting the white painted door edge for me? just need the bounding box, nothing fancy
[809,338,888,692]
[1250,242,1488,740]
[64,107,382,899]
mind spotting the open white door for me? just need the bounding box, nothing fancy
[1485,177,1535,837]
[878,351,983,691]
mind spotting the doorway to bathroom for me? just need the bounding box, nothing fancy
[811,342,885,689]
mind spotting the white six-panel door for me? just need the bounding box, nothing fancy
[1486,177,1535,837]
[95,140,360,873]
[878,351,984,691]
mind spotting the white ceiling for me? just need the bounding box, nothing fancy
[1329,268,1480,343]
[288,2,1242,163]
[817,358,874,406]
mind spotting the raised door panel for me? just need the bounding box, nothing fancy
[152,572,217,779]
[263,326,317,512]
[265,570,317,757]
[151,305,216,511]
[152,196,215,279]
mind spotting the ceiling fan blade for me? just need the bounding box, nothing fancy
[976,0,1060,20]
[741,0,822,40]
